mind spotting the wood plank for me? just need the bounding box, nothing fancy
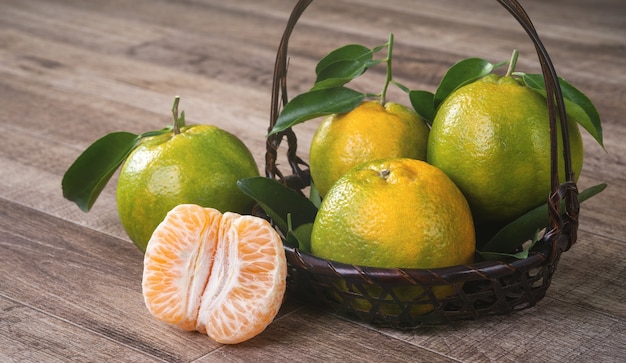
[0,197,221,361]
[0,296,162,362]
[577,174,626,243]
[0,0,290,100]
[0,28,273,138]
[199,308,458,363]
[550,231,626,318]
[0,129,126,241]
[382,297,626,363]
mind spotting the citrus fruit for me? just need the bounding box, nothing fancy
[310,158,475,269]
[427,74,584,226]
[142,204,287,344]
[310,158,475,315]
[309,100,430,197]
[116,124,259,252]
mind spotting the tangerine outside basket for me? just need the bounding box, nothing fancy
[264,0,580,328]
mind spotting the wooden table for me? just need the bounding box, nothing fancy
[1,0,624,361]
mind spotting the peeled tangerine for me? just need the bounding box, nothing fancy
[142,204,287,344]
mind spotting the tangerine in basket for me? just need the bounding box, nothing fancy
[310,158,475,315]
[142,204,287,344]
[428,74,584,227]
[309,100,429,197]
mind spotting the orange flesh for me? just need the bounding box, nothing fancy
[142,204,286,344]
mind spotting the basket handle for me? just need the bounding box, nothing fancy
[267,0,580,257]
[495,0,580,257]
[265,0,313,191]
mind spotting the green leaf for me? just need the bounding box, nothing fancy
[140,126,173,138]
[408,90,435,125]
[309,181,322,209]
[478,230,540,261]
[314,59,370,88]
[268,87,365,135]
[521,73,604,148]
[286,221,314,252]
[434,58,495,107]
[315,44,373,75]
[62,132,139,212]
[311,58,384,91]
[237,177,318,234]
[310,76,357,91]
[480,183,607,254]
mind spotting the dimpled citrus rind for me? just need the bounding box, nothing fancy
[309,101,429,197]
[117,125,259,252]
[427,75,583,225]
[310,158,475,270]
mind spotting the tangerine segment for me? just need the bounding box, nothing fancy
[198,213,287,344]
[142,204,220,331]
[142,204,287,344]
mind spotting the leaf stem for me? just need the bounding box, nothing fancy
[171,96,182,135]
[505,49,519,77]
[380,33,394,104]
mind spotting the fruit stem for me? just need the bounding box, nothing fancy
[380,33,395,105]
[172,96,185,135]
[379,169,391,180]
[505,49,519,77]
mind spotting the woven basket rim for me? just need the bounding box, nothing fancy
[285,243,551,281]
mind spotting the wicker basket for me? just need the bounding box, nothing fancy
[264,0,580,328]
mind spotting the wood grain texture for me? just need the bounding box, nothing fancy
[0,296,160,362]
[1,0,624,361]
